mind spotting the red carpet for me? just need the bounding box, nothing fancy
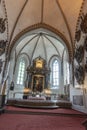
[0,106,86,130]
[0,113,85,130]
[5,106,87,117]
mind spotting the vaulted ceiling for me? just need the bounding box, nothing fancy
[11,28,69,63]
[0,0,85,60]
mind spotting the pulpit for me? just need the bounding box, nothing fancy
[26,56,50,93]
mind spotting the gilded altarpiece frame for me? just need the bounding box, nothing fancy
[27,56,50,93]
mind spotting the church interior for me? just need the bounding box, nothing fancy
[0,0,87,129]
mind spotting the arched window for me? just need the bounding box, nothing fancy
[52,59,59,87]
[17,58,26,85]
[64,61,70,85]
[66,62,70,84]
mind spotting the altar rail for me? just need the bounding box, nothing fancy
[7,98,72,109]
[13,92,57,100]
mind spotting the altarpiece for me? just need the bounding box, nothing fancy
[26,56,50,93]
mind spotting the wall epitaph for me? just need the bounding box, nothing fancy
[80,13,87,33]
[0,40,7,55]
[74,45,84,63]
[75,65,84,85]
[75,30,81,42]
[0,18,6,33]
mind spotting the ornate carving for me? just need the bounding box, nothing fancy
[80,13,87,33]
[85,57,87,72]
[0,59,3,73]
[75,30,81,42]
[27,56,50,75]
[84,37,87,51]
[27,56,50,92]
[75,65,84,85]
[74,45,84,63]
[85,64,87,72]
[0,40,7,55]
[0,18,6,33]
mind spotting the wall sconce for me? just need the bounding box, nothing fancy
[10,81,14,91]
[44,88,51,95]
[23,87,31,94]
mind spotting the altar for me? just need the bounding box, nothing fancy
[25,56,50,94]
[28,95,46,100]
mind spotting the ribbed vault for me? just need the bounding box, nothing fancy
[11,28,69,65]
[0,0,84,59]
